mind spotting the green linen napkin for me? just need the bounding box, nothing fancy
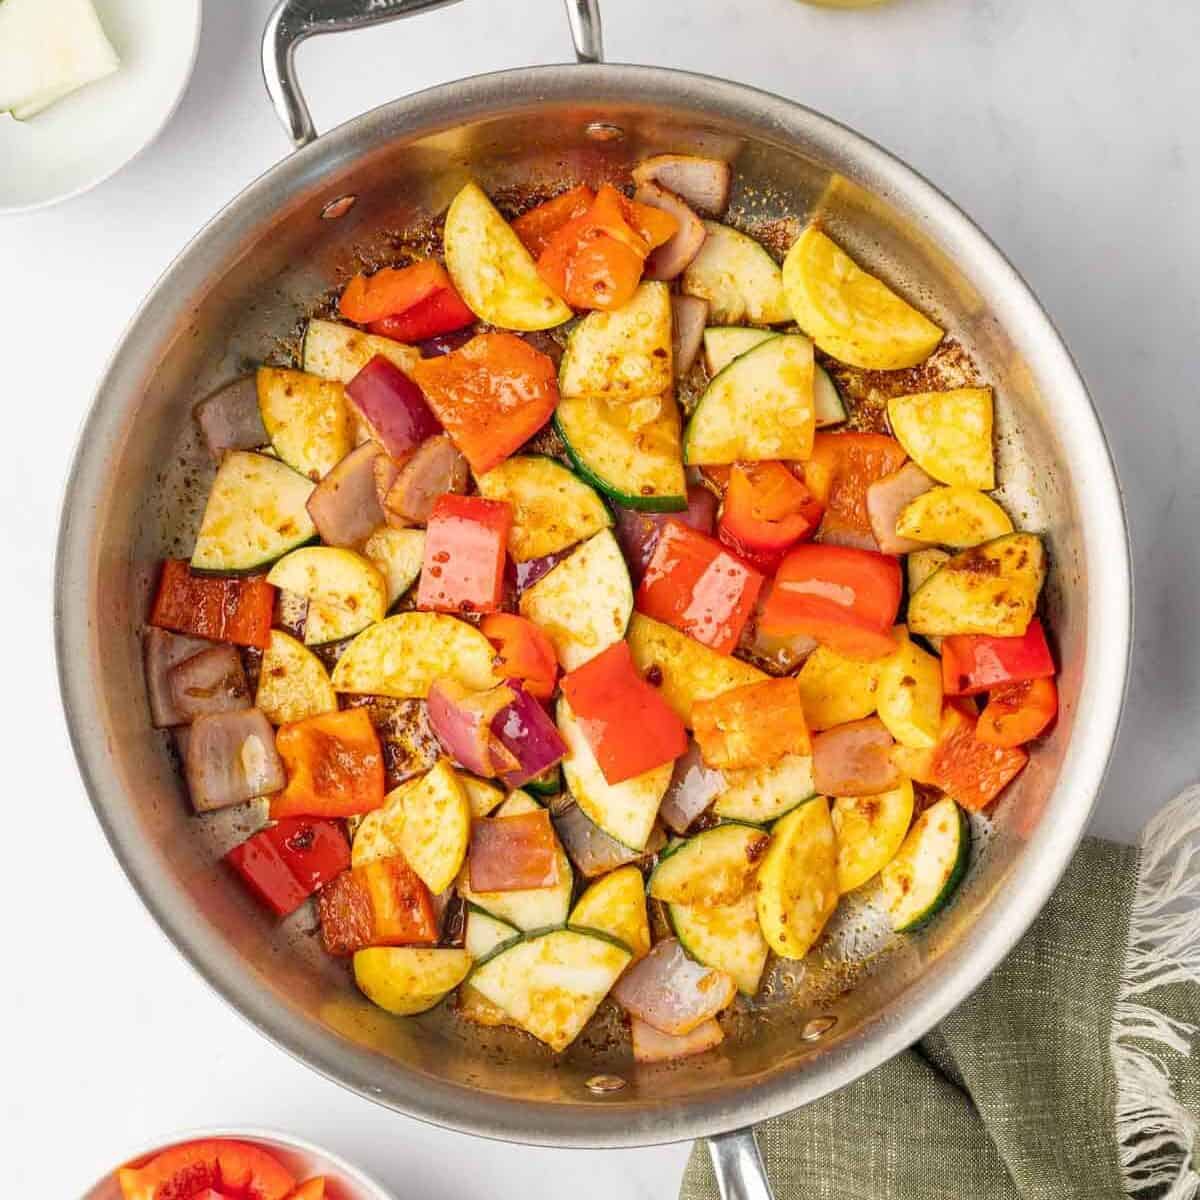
[681,790,1200,1200]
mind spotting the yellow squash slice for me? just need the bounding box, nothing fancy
[398,758,472,894]
[353,947,472,1016]
[831,780,915,894]
[795,643,884,731]
[875,627,943,749]
[254,630,337,726]
[895,486,1013,549]
[569,864,651,960]
[887,388,995,490]
[257,367,352,481]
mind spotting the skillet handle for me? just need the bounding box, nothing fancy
[263,0,604,149]
[706,1128,776,1200]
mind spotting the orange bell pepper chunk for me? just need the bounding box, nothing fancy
[693,677,811,771]
[927,702,1028,810]
[118,1139,296,1200]
[717,462,823,573]
[340,260,453,325]
[272,708,385,819]
[512,184,596,258]
[802,433,908,544]
[481,613,558,700]
[149,559,276,649]
[317,856,438,955]
[977,677,1058,748]
[410,332,559,474]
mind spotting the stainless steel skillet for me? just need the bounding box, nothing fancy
[54,1,1131,1196]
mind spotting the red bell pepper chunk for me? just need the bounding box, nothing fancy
[758,543,902,661]
[118,1140,296,1200]
[340,260,473,335]
[410,332,559,475]
[417,494,513,614]
[692,677,811,771]
[941,619,1056,696]
[927,703,1028,811]
[512,184,596,258]
[317,856,439,955]
[148,559,276,649]
[481,613,558,701]
[272,708,385,820]
[345,355,441,460]
[636,519,764,655]
[560,641,687,784]
[802,432,908,545]
[468,810,561,892]
[977,677,1058,748]
[225,817,351,917]
[717,462,822,573]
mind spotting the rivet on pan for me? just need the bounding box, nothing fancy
[584,122,625,142]
[585,1073,627,1094]
[801,1016,837,1042]
[320,195,358,220]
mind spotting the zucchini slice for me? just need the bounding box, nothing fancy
[361,527,426,609]
[702,326,776,376]
[876,627,942,749]
[713,753,816,824]
[301,318,420,383]
[569,863,651,959]
[475,455,611,561]
[682,222,790,325]
[266,546,387,645]
[353,947,472,1016]
[813,363,848,427]
[465,905,522,963]
[669,891,769,997]
[190,450,316,573]
[466,927,632,1052]
[887,388,995,490]
[443,181,572,332]
[331,612,502,698]
[397,758,471,894]
[831,780,915,894]
[907,533,1045,638]
[895,486,1013,550]
[257,367,353,481]
[880,796,969,930]
[626,613,765,727]
[559,282,673,400]
[648,823,770,907]
[555,391,687,511]
[684,334,815,464]
[518,529,633,671]
[458,791,574,931]
[795,642,882,732]
[254,629,337,726]
[755,798,838,959]
[523,764,562,798]
[557,698,672,851]
[782,225,944,370]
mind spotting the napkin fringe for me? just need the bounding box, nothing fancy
[1112,785,1200,1199]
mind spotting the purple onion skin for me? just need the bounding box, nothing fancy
[514,547,572,593]
[417,328,476,358]
[493,680,567,789]
[612,486,717,583]
[659,740,724,834]
[345,355,441,459]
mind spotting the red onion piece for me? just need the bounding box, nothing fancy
[659,740,725,834]
[867,461,936,555]
[671,295,709,377]
[552,802,644,878]
[491,679,567,790]
[632,155,733,217]
[145,628,216,727]
[167,644,251,722]
[612,485,718,583]
[307,441,389,547]
[185,708,285,812]
[426,678,516,777]
[515,546,572,593]
[417,327,476,358]
[637,182,707,281]
[468,809,561,892]
[612,938,736,1035]
[632,1016,724,1064]
[812,717,900,797]
[382,433,469,527]
[193,377,267,461]
[345,354,441,460]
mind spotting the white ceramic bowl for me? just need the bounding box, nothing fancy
[80,1128,393,1200]
[0,0,201,214]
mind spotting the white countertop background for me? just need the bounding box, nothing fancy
[3,0,1197,1194]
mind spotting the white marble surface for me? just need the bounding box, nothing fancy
[2,0,1196,1194]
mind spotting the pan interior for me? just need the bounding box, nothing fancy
[61,73,1112,1145]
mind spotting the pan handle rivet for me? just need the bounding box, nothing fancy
[320,195,358,220]
[585,1073,627,1094]
[801,1016,837,1041]
[584,122,624,142]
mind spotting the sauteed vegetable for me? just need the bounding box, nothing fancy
[146,155,1056,1062]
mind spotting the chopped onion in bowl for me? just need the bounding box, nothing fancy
[167,644,251,722]
[185,708,285,812]
[491,679,567,790]
[426,678,516,778]
[637,182,707,281]
[631,155,732,217]
[812,717,900,796]
[307,441,390,548]
[144,628,216,727]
